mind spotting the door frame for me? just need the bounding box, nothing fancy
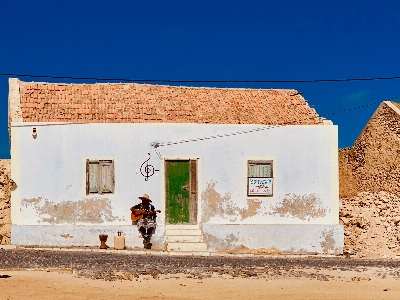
[161,157,201,226]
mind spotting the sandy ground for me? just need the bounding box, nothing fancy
[0,269,399,300]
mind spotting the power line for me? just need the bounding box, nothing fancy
[155,96,400,147]
[321,95,400,117]
[11,95,397,130]
[2,72,400,83]
[9,92,396,156]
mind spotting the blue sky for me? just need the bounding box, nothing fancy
[1,0,400,158]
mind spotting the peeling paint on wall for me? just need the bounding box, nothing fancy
[320,230,336,254]
[203,232,239,251]
[60,234,73,239]
[21,197,122,224]
[21,197,41,207]
[201,181,231,222]
[201,181,261,222]
[268,193,326,221]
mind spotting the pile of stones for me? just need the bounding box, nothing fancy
[340,191,400,258]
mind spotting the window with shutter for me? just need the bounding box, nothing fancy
[247,160,273,196]
[86,159,115,195]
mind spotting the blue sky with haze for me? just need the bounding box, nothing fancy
[1,0,400,158]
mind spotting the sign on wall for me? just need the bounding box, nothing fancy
[248,178,273,196]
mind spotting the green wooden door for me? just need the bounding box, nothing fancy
[165,160,197,224]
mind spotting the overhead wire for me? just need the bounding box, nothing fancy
[2,72,400,83]
[321,95,400,117]
[11,94,400,158]
[149,94,400,147]
[6,72,400,152]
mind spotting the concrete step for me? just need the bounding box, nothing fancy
[167,242,208,252]
[165,229,202,236]
[165,224,200,230]
[166,235,203,243]
[0,245,16,250]
[169,251,210,257]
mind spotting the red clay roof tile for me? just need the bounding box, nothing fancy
[17,80,324,125]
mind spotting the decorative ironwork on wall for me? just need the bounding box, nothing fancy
[140,153,159,181]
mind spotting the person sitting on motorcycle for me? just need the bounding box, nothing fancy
[130,194,159,249]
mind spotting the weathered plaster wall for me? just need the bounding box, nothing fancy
[20,197,123,224]
[339,101,400,198]
[203,224,343,254]
[11,122,340,248]
[8,78,23,131]
[11,225,166,249]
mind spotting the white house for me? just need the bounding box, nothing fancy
[8,78,343,254]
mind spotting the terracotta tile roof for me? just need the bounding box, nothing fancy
[16,80,324,125]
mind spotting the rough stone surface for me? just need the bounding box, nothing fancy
[340,191,400,258]
[339,101,400,198]
[0,159,12,245]
[338,101,400,259]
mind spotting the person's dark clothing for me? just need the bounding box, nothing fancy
[130,200,157,249]
[131,202,156,221]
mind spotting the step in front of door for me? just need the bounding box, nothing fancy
[167,242,208,252]
[165,229,202,236]
[166,235,203,243]
[165,224,200,230]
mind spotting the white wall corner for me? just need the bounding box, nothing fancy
[10,125,21,225]
[330,126,339,224]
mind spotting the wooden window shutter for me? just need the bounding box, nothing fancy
[85,159,90,195]
[98,160,103,194]
[110,160,115,193]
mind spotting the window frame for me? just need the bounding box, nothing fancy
[247,160,274,197]
[85,159,115,195]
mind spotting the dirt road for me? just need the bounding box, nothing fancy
[1,269,399,300]
[1,249,400,300]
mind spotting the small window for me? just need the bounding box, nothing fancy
[247,160,273,196]
[86,159,115,195]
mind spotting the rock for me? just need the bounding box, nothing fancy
[341,217,350,226]
[392,216,400,225]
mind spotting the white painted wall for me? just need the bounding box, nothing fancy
[11,122,339,229]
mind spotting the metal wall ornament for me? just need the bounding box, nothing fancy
[140,153,159,181]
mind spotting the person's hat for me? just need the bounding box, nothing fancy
[138,194,152,202]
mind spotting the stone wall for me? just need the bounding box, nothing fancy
[0,159,12,244]
[339,101,400,258]
[339,101,400,198]
[340,191,400,258]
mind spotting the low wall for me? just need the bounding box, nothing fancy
[12,223,344,254]
[11,225,166,249]
[202,224,343,254]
